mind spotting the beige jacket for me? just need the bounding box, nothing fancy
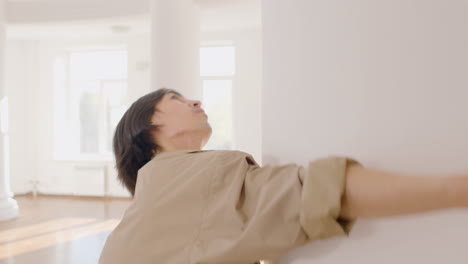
[99,150,361,264]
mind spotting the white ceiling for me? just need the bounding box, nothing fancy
[7,15,150,39]
[5,0,261,39]
[200,0,261,32]
[6,0,149,24]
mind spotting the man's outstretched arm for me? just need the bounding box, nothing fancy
[340,164,468,219]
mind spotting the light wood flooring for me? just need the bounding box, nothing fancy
[0,194,131,264]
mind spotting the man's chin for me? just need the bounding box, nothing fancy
[204,127,213,143]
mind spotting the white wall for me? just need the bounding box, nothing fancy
[262,0,468,263]
[0,0,4,96]
[6,34,151,197]
[5,40,39,194]
[202,29,263,164]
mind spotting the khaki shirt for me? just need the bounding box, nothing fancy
[99,150,361,264]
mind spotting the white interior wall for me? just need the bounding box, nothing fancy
[5,40,39,194]
[0,0,4,95]
[6,34,151,197]
[0,0,7,189]
[202,29,262,164]
[262,0,468,263]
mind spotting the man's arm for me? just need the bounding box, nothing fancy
[340,164,468,219]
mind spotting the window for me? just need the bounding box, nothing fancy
[54,48,128,160]
[200,46,235,150]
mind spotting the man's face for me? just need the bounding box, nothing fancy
[150,92,212,145]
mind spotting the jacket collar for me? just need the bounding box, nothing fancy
[153,149,212,160]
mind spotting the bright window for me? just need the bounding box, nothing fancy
[200,46,235,150]
[54,48,128,160]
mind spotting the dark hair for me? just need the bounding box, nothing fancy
[113,88,182,196]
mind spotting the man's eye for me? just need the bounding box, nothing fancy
[172,95,183,101]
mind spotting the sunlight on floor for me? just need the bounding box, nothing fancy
[0,218,120,259]
[0,217,96,243]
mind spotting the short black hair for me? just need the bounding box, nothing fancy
[113,88,183,196]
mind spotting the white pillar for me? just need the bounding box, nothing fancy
[0,0,18,221]
[150,0,201,100]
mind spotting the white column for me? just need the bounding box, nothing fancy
[0,0,19,221]
[150,0,201,100]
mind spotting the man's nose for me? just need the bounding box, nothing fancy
[192,100,202,108]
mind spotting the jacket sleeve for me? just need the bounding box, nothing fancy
[237,154,362,261]
[297,156,362,240]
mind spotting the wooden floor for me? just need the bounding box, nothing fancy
[0,194,131,264]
